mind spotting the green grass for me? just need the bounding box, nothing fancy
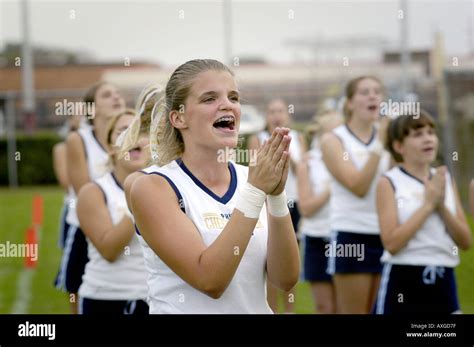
[0,186,473,314]
[0,186,70,314]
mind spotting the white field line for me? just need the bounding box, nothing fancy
[10,268,35,314]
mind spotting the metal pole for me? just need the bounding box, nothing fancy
[21,0,36,133]
[441,70,455,178]
[6,94,18,188]
[399,0,411,100]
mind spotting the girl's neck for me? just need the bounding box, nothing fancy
[181,149,230,187]
[347,117,374,142]
[92,117,109,149]
[112,164,131,188]
[400,160,431,181]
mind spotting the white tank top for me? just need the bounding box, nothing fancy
[137,159,272,314]
[381,166,459,267]
[66,127,110,226]
[329,124,390,234]
[257,129,302,201]
[299,148,331,238]
[79,172,148,300]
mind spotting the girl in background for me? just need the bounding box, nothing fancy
[374,110,471,313]
[76,109,149,314]
[297,109,343,313]
[321,76,391,314]
[56,82,125,313]
[52,114,82,250]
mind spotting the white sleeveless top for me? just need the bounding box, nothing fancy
[257,129,302,202]
[329,124,390,234]
[79,172,148,300]
[137,159,272,314]
[299,148,331,238]
[66,127,110,226]
[381,166,459,267]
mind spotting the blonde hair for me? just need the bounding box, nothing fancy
[118,86,164,163]
[120,59,234,166]
[307,109,343,138]
[305,109,343,150]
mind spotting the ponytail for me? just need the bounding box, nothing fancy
[118,84,164,162]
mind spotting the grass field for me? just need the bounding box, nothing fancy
[0,186,473,314]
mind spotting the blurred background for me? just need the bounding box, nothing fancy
[0,0,473,313]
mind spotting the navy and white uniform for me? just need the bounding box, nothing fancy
[57,192,72,249]
[299,148,332,282]
[257,130,302,234]
[137,159,272,314]
[78,172,148,314]
[374,167,460,314]
[327,124,390,274]
[55,126,110,293]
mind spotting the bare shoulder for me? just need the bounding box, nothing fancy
[377,175,393,190]
[320,131,335,145]
[78,181,102,200]
[320,132,342,152]
[53,141,65,153]
[124,171,146,209]
[130,172,177,205]
[53,142,66,160]
[77,182,105,214]
[66,131,81,146]
[124,171,146,195]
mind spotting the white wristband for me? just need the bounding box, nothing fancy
[370,139,384,156]
[267,191,290,217]
[235,182,266,219]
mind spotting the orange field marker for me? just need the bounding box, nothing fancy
[24,195,43,268]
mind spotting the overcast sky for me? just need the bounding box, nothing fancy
[1,0,473,68]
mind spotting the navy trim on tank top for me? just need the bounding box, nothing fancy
[175,158,237,205]
[398,166,432,185]
[140,171,186,214]
[345,124,376,146]
[93,182,108,204]
[134,171,186,236]
[383,175,396,192]
[92,129,108,152]
[77,131,88,160]
[134,224,141,236]
[111,172,124,191]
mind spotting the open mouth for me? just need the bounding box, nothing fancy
[422,147,435,153]
[368,105,378,112]
[128,146,142,159]
[213,115,236,131]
